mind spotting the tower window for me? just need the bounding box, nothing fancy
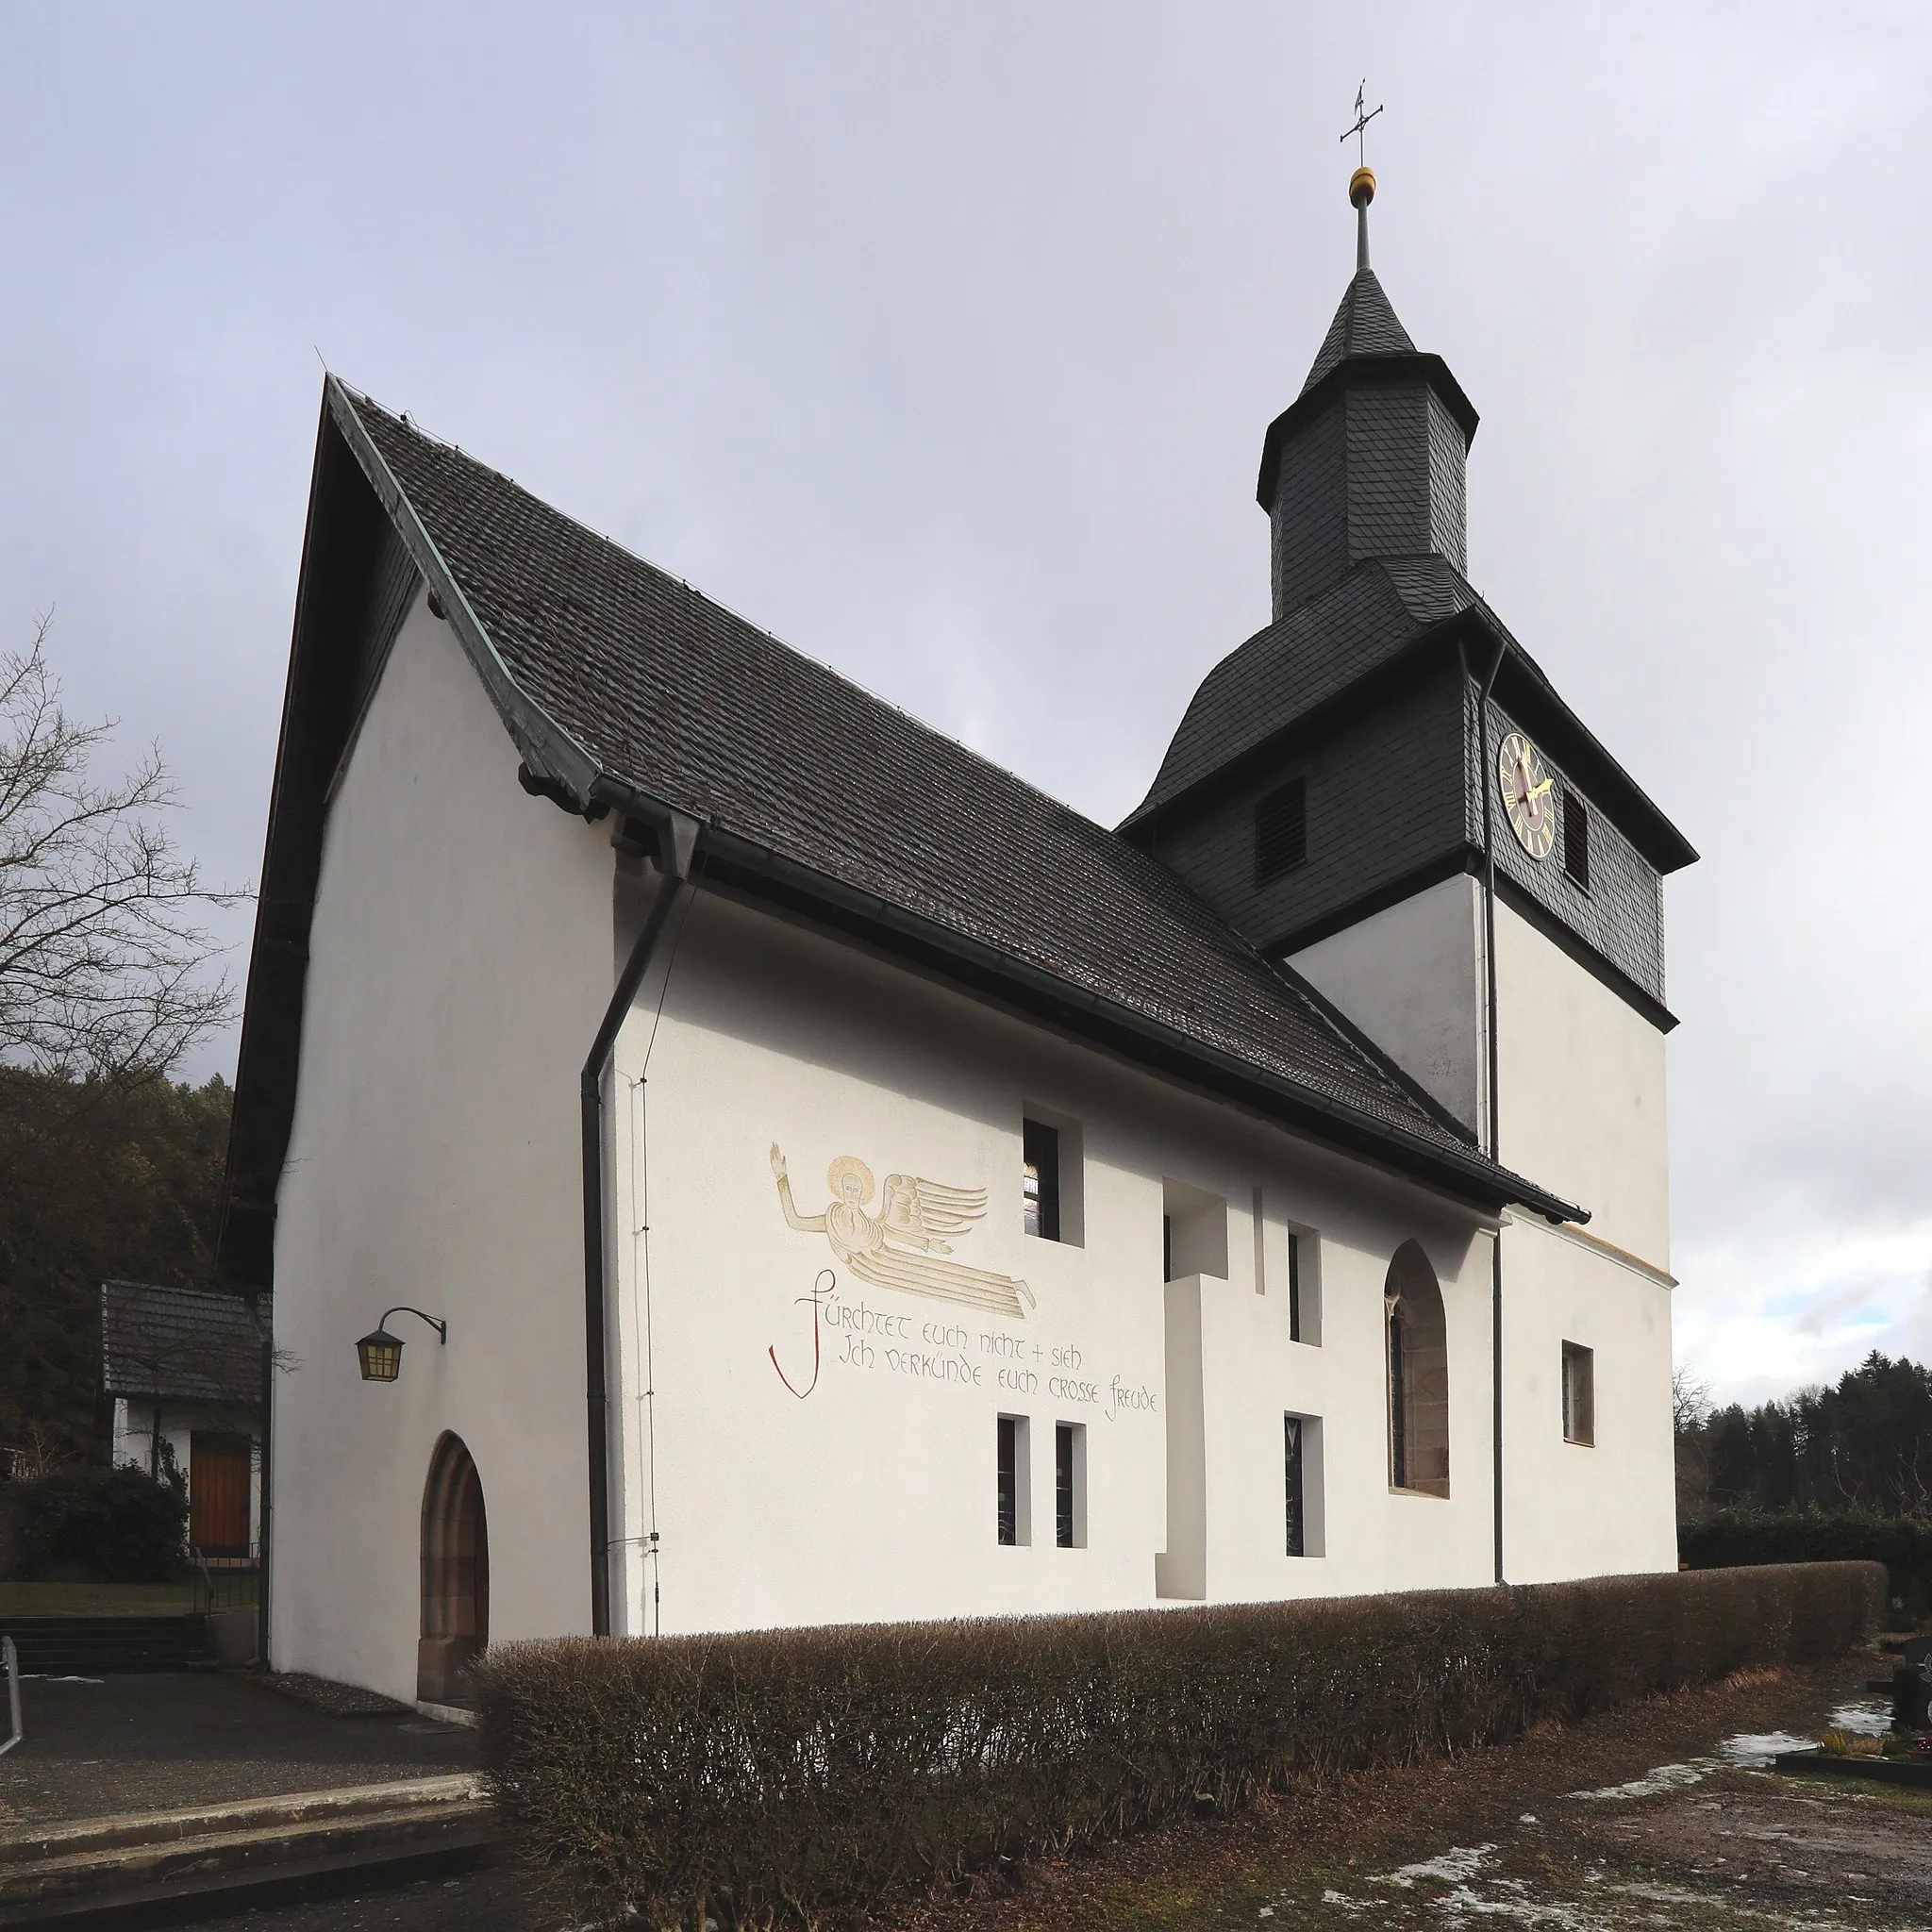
[1254,777,1307,884]
[1055,1422,1086,1548]
[1562,1343,1595,1446]
[1562,788,1591,892]
[1289,1230,1303,1342]
[1023,1119,1060,1241]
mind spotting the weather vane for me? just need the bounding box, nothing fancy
[1340,81,1383,167]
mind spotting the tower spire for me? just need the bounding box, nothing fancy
[1340,82,1383,273]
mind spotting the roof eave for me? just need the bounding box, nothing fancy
[324,378,603,805]
[588,775,1581,1227]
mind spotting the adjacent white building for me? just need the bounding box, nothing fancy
[220,176,1694,1707]
[102,1280,267,1557]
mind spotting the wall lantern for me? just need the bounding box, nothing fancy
[355,1306,448,1382]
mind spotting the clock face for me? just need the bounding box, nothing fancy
[1497,731,1557,859]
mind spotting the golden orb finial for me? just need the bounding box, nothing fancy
[1350,166,1376,209]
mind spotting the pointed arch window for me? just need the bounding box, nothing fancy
[1385,1241,1450,1497]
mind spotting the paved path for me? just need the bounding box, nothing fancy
[155,1865,530,1930]
[0,1674,477,1829]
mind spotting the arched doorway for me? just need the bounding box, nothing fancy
[418,1432,489,1705]
[1386,1241,1450,1497]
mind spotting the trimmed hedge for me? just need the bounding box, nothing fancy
[1680,1510,1932,1619]
[478,1562,1880,1928]
[8,1465,188,1582]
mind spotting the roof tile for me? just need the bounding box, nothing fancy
[349,394,1490,1165]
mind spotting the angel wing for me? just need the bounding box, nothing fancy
[881,1173,988,1255]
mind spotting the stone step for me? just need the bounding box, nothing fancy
[0,1776,493,1924]
[0,1618,216,1676]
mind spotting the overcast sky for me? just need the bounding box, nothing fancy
[4,3,1927,1406]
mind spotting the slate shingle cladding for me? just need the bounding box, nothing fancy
[1301,270,1418,388]
[1129,251,1688,1024]
[1145,663,1467,949]
[1474,694,1666,1005]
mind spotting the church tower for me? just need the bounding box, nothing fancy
[1122,166,1696,1284]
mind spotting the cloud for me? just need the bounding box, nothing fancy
[6,3,1932,1414]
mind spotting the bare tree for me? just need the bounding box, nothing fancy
[0,616,238,1084]
[1672,1365,1712,1437]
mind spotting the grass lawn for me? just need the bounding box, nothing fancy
[0,1577,257,1617]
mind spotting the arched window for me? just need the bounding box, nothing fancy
[418,1432,489,1706]
[1386,1241,1449,1497]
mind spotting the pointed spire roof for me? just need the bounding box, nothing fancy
[1300,270,1416,393]
[1256,168,1477,515]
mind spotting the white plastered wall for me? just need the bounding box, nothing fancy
[603,891,1508,1637]
[1493,897,1670,1270]
[111,1398,265,1545]
[1498,1219,1677,1581]
[1293,875,1677,1584]
[1289,874,1487,1133]
[269,588,614,1703]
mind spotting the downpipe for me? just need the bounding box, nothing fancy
[581,812,697,1637]
[1471,636,1508,1586]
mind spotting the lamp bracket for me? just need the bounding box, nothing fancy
[377,1306,448,1345]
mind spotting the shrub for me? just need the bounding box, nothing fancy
[1680,1509,1932,1620]
[10,1463,189,1582]
[478,1562,1880,1928]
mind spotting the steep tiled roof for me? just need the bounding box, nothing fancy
[1301,270,1417,391]
[341,391,1534,1182]
[101,1282,268,1407]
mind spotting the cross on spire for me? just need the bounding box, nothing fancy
[1341,82,1383,167]
[1340,84,1383,271]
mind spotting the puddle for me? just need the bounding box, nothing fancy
[1570,1727,1815,1797]
[1720,1729,1817,1767]
[1828,1699,1895,1737]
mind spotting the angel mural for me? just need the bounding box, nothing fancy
[770,1144,1035,1318]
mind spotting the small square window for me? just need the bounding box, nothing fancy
[1562,1342,1595,1446]
[1254,777,1307,885]
[1055,1422,1086,1548]
[1562,789,1591,892]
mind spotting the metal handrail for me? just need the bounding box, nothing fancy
[1,1634,20,1757]
[190,1544,261,1617]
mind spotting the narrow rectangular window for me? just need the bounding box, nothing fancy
[997,1414,1031,1543]
[1054,1422,1085,1548]
[1284,1414,1306,1557]
[1288,1231,1302,1343]
[1162,1214,1173,1283]
[1562,1342,1595,1445]
[1254,776,1308,885]
[1023,1119,1060,1241]
[1388,1314,1408,1490]
[1563,789,1591,892]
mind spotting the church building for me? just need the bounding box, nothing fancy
[220,170,1694,1708]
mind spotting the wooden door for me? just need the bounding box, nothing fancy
[190,1434,252,1553]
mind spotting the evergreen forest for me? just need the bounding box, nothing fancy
[1676,1351,1932,1520]
[0,1067,233,1470]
